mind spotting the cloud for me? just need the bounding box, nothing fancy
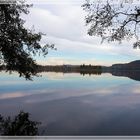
[37,56,117,66]
[0,92,25,100]
[23,4,87,41]
[22,1,140,65]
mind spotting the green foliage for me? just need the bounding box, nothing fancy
[0,111,40,136]
[0,1,55,80]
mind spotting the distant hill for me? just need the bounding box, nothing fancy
[128,60,140,67]
[106,60,140,81]
[111,60,140,70]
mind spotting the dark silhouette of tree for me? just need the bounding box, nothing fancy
[0,1,55,80]
[0,111,40,136]
[82,0,140,48]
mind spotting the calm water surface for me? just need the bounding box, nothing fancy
[0,72,140,135]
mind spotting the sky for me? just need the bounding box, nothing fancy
[23,0,140,66]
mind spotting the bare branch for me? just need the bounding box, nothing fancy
[82,0,140,48]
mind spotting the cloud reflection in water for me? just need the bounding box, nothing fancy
[0,72,140,135]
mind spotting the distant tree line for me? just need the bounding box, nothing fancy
[80,64,102,70]
[80,64,102,75]
[0,64,102,76]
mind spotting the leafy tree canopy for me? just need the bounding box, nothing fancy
[0,1,55,80]
[82,0,140,48]
[0,111,40,136]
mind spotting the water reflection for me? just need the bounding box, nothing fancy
[38,69,140,82]
[0,72,140,135]
[111,70,140,82]
[1,68,140,82]
[80,71,102,76]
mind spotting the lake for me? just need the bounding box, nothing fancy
[0,71,140,135]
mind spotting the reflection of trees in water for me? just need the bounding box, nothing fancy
[37,65,102,76]
[80,71,102,76]
[0,111,40,136]
[79,65,102,76]
[111,71,140,82]
[1,65,140,81]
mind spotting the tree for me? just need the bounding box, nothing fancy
[82,0,140,48]
[0,111,40,136]
[0,1,55,80]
